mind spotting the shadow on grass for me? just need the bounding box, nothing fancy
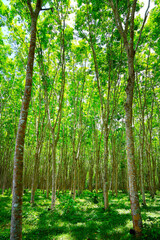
[1,190,160,240]
[21,191,133,240]
[22,206,132,240]
[70,208,131,240]
[23,208,69,240]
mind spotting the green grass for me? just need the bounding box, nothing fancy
[0,189,160,239]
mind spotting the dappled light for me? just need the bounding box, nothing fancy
[0,190,160,239]
[0,0,160,239]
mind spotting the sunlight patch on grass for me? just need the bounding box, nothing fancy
[23,223,37,232]
[56,233,74,239]
[38,195,43,199]
[125,219,133,229]
[56,220,66,227]
[116,209,130,214]
[23,211,40,225]
[111,198,119,202]
[112,226,124,233]
[76,222,86,227]
[146,212,160,218]
[1,194,11,198]
[76,198,86,203]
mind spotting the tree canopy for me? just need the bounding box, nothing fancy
[0,0,160,239]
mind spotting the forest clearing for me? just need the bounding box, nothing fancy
[0,0,160,239]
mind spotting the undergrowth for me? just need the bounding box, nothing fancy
[0,189,160,239]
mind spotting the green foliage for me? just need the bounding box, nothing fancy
[1,0,160,238]
[58,194,79,217]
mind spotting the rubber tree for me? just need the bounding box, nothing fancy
[76,0,122,210]
[109,0,151,236]
[10,0,43,239]
[30,93,46,204]
[37,17,66,209]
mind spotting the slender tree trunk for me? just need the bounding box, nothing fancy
[109,0,151,234]
[95,149,100,193]
[63,135,68,192]
[158,154,160,190]
[103,124,109,210]
[93,121,103,194]
[141,110,146,202]
[152,155,156,195]
[125,55,142,235]
[115,156,118,197]
[73,139,77,199]
[139,147,146,205]
[2,148,10,194]
[137,69,147,205]
[31,87,45,204]
[46,140,51,198]
[111,135,116,195]
[77,157,81,195]
[139,124,146,206]
[31,151,39,204]
[2,171,7,195]
[51,139,56,209]
[89,155,94,192]
[10,2,41,238]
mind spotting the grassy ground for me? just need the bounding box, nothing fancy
[0,190,160,240]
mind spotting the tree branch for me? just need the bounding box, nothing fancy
[40,7,53,12]
[109,0,129,51]
[130,0,137,51]
[36,0,42,10]
[135,0,151,53]
[125,0,131,35]
[27,0,33,15]
[35,0,43,16]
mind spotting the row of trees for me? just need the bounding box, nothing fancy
[0,0,160,238]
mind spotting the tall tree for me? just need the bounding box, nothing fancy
[76,0,122,209]
[109,0,151,236]
[10,1,42,239]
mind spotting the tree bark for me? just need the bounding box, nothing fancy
[103,124,109,209]
[125,54,142,235]
[139,123,146,205]
[10,1,42,239]
[109,0,151,234]
[51,138,56,208]
[46,139,51,198]
[88,154,94,192]
[111,135,116,196]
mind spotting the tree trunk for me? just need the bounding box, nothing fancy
[95,149,100,193]
[115,158,118,197]
[88,155,94,192]
[111,135,116,196]
[10,2,41,238]
[103,124,109,210]
[46,140,51,198]
[109,0,151,232]
[73,153,77,199]
[31,151,39,204]
[125,55,142,235]
[152,156,156,195]
[139,123,146,206]
[51,139,56,209]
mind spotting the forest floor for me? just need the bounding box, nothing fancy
[0,190,160,240]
